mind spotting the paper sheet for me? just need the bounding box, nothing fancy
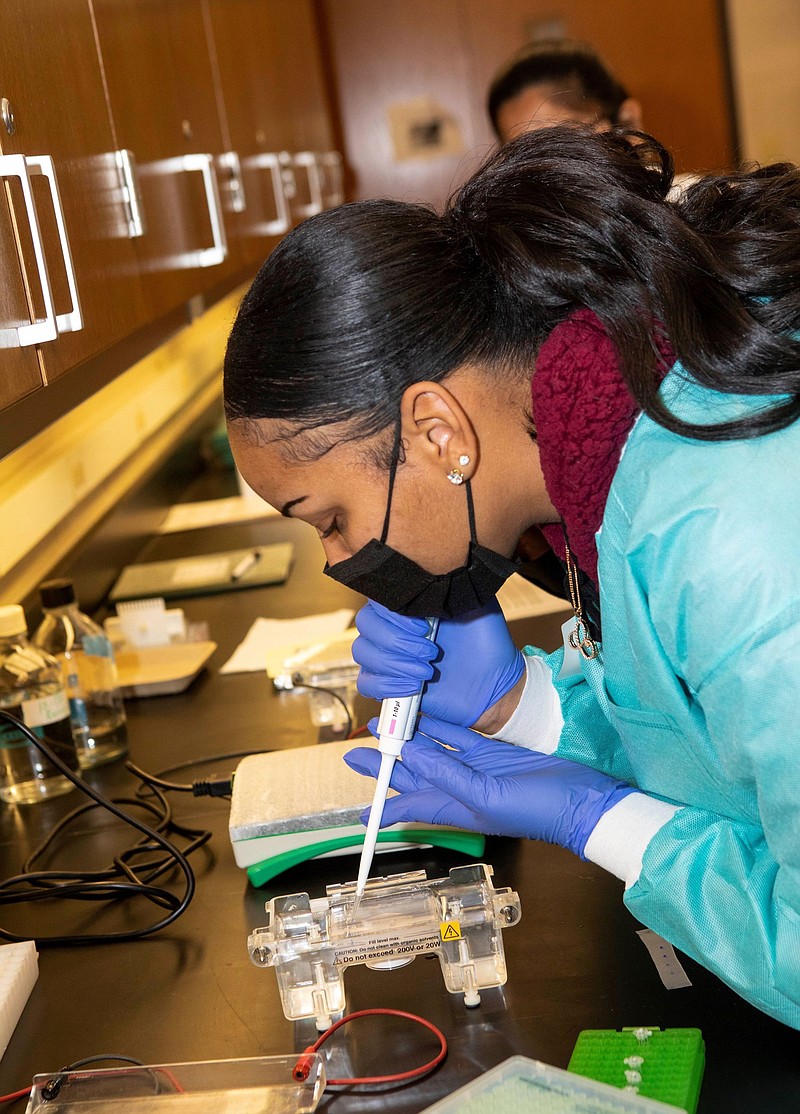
[496,573,571,622]
[157,495,279,534]
[219,609,355,675]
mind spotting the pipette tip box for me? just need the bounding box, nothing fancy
[0,941,38,1061]
[419,1055,688,1113]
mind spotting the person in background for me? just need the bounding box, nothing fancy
[487,39,642,144]
[223,125,800,1029]
[487,40,693,596]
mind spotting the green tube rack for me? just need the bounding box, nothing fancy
[567,1027,705,1114]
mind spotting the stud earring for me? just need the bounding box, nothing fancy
[447,468,464,485]
[458,454,470,467]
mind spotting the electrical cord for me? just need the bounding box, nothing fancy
[126,761,232,798]
[128,748,281,802]
[293,1008,448,1086]
[0,710,208,947]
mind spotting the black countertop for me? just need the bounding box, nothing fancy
[0,506,797,1111]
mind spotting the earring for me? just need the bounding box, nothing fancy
[447,468,464,485]
[458,454,470,467]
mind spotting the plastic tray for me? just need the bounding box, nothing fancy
[420,1055,686,1113]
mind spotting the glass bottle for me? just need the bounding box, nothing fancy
[33,580,128,768]
[0,604,77,804]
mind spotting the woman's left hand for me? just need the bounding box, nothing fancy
[345,716,635,859]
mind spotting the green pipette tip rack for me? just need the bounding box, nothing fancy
[568,1027,705,1114]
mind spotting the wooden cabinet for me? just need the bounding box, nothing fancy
[202,0,342,270]
[0,172,45,409]
[265,0,340,219]
[0,0,338,421]
[90,0,243,320]
[0,0,149,396]
[201,0,295,268]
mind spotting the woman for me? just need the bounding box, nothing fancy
[224,126,800,1028]
[487,38,642,143]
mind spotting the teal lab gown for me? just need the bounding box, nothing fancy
[528,367,800,1028]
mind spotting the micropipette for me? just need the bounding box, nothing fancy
[352,616,439,911]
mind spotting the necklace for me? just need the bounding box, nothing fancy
[564,538,600,661]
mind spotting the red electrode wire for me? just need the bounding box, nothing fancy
[293,1008,448,1086]
[0,1086,30,1104]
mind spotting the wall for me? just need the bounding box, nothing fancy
[320,0,735,208]
[726,0,800,163]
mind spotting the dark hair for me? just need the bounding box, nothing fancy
[224,126,800,450]
[487,39,631,136]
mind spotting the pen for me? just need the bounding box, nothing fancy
[230,550,260,581]
[352,616,439,914]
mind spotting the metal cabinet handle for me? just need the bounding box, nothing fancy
[115,148,146,238]
[25,155,83,334]
[0,152,58,346]
[180,152,227,267]
[144,153,228,267]
[319,151,344,208]
[242,151,290,236]
[219,150,246,214]
[292,151,323,218]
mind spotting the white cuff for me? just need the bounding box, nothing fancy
[488,654,563,753]
[583,793,682,888]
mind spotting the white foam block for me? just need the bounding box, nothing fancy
[0,941,38,1060]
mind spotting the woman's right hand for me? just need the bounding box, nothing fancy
[352,600,525,731]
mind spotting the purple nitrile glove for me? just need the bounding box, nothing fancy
[344,715,635,860]
[352,600,525,727]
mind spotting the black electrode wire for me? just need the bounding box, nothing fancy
[0,1054,151,1106]
[0,709,204,946]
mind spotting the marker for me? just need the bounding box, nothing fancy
[352,616,439,914]
[230,550,260,581]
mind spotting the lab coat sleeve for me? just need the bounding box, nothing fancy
[623,604,800,1027]
[521,643,641,784]
[518,624,800,1026]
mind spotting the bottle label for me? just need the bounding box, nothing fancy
[82,633,113,659]
[21,689,70,728]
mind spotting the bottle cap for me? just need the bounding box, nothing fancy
[0,605,27,638]
[39,578,76,610]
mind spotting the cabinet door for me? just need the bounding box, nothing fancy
[266,0,338,219]
[90,0,243,320]
[0,182,45,408]
[203,0,339,268]
[202,0,295,268]
[0,0,149,385]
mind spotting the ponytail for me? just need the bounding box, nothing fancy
[447,127,800,440]
[224,125,800,449]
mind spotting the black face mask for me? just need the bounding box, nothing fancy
[324,426,519,618]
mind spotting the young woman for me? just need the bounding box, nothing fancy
[487,38,642,143]
[224,126,800,1028]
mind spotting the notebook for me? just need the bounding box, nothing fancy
[109,543,293,602]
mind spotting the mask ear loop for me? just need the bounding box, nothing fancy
[465,480,478,543]
[379,419,403,544]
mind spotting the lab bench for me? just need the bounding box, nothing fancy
[0,509,797,1113]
